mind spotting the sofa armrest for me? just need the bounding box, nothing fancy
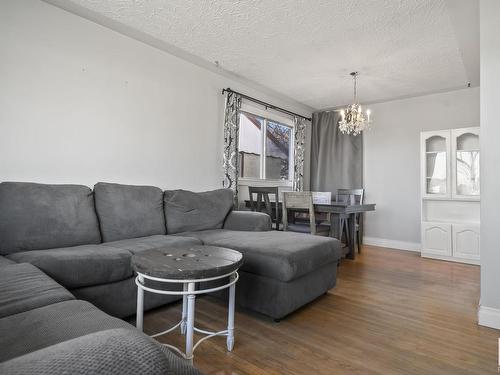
[0,328,203,375]
[223,211,272,231]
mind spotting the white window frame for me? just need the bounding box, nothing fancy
[238,103,294,187]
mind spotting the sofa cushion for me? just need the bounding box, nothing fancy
[71,277,181,319]
[177,229,341,282]
[0,182,101,255]
[103,234,202,254]
[7,245,133,289]
[0,328,203,375]
[0,263,74,319]
[0,300,132,362]
[0,255,15,267]
[164,189,234,234]
[94,182,166,242]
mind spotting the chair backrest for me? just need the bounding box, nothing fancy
[311,191,332,204]
[248,186,279,222]
[336,188,365,205]
[282,191,316,234]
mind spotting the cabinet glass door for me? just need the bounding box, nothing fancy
[455,133,480,196]
[425,136,448,195]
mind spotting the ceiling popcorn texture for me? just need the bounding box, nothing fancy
[49,0,475,110]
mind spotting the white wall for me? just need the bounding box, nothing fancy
[0,0,311,191]
[478,0,500,329]
[363,87,480,249]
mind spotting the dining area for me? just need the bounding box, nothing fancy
[231,103,374,261]
[244,186,375,260]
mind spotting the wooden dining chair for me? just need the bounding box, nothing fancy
[282,192,331,236]
[336,188,365,252]
[248,186,280,230]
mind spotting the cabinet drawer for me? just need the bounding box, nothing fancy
[422,222,452,256]
[452,224,480,260]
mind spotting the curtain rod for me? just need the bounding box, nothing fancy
[221,88,312,122]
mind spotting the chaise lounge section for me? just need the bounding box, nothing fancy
[176,229,340,319]
[163,188,342,319]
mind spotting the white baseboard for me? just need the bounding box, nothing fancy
[363,236,421,252]
[478,305,500,330]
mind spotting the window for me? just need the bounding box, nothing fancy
[238,111,293,181]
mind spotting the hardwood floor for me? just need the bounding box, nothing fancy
[143,245,499,374]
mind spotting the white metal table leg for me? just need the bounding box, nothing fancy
[185,282,196,363]
[136,275,144,332]
[134,269,240,362]
[181,282,188,334]
[227,274,236,351]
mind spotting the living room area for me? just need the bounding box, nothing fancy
[1,0,500,374]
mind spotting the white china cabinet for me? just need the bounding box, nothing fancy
[420,127,480,264]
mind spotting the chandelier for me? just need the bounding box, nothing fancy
[339,72,372,136]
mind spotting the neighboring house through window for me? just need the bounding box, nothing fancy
[238,106,294,185]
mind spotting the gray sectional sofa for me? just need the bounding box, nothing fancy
[0,181,341,373]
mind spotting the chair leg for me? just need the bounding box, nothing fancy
[356,230,361,253]
[339,218,345,243]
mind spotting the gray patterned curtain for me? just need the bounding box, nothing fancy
[222,91,242,206]
[293,116,307,191]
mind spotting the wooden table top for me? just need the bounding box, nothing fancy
[244,200,376,214]
[132,245,243,280]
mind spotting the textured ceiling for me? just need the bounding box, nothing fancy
[46,0,478,110]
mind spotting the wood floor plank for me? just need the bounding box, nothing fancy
[141,246,499,374]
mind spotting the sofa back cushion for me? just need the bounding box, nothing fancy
[0,182,101,255]
[164,189,234,234]
[94,182,166,242]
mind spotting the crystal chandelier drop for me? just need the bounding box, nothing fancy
[338,72,372,136]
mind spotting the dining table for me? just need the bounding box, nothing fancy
[244,199,376,260]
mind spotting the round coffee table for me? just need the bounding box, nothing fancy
[132,245,243,363]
